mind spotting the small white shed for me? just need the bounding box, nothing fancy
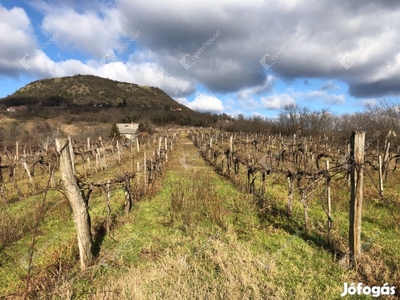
[117,123,139,140]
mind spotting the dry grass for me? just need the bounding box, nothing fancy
[89,230,280,300]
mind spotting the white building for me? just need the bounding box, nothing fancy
[117,123,139,140]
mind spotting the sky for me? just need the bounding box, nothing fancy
[0,0,399,118]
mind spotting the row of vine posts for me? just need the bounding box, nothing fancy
[0,129,180,297]
[190,128,398,267]
[53,131,179,270]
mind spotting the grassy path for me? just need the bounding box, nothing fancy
[75,133,356,300]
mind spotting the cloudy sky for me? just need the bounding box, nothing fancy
[1,0,399,117]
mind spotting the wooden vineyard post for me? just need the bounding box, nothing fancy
[326,160,332,239]
[300,188,309,230]
[22,159,35,190]
[102,148,107,170]
[99,136,103,147]
[347,143,351,187]
[149,159,153,186]
[383,141,390,182]
[117,140,121,164]
[158,136,162,156]
[106,180,111,233]
[124,176,133,214]
[56,138,94,270]
[95,150,100,173]
[15,141,19,174]
[228,136,233,175]
[144,151,147,189]
[349,131,365,264]
[378,155,384,197]
[131,143,135,173]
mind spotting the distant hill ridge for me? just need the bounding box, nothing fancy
[1,74,189,111]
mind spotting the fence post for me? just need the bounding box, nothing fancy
[56,138,94,270]
[124,176,132,214]
[300,187,309,230]
[117,140,121,164]
[106,180,111,233]
[326,160,332,239]
[378,155,384,197]
[383,141,390,181]
[144,151,147,189]
[349,131,365,264]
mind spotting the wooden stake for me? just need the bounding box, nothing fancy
[117,141,121,164]
[378,155,384,197]
[144,152,147,189]
[106,180,111,233]
[349,131,365,264]
[383,141,390,181]
[326,160,332,238]
[22,159,35,189]
[56,138,94,270]
[124,176,132,215]
[301,188,309,230]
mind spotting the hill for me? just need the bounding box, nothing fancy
[0,74,189,111]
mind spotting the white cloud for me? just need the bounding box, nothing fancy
[0,5,36,74]
[4,0,400,114]
[186,93,224,113]
[237,75,276,100]
[305,90,346,104]
[238,97,260,110]
[41,5,123,57]
[323,94,345,104]
[261,94,295,110]
[362,98,377,107]
[17,50,195,98]
[173,97,190,106]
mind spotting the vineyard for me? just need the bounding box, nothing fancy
[0,129,179,298]
[0,126,399,299]
[191,129,400,283]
